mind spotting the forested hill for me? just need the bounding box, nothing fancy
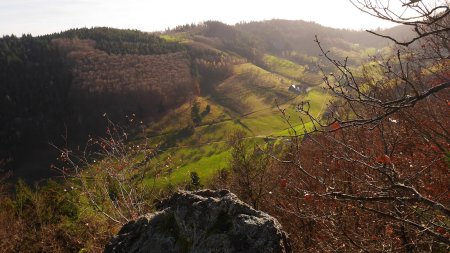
[0,22,408,181]
[45,27,185,55]
[236,19,412,52]
[169,19,413,58]
[0,28,193,180]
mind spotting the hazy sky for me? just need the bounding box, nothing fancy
[0,0,408,36]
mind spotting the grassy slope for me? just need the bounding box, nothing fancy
[263,54,306,80]
[141,57,331,188]
[132,31,382,189]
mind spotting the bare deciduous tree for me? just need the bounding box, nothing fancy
[223,1,450,251]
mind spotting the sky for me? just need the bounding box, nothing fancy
[0,0,413,36]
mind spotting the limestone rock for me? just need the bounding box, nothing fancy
[105,189,292,253]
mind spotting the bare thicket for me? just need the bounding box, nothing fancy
[54,117,163,224]
[278,1,450,251]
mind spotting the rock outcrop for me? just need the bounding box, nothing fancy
[105,189,291,253]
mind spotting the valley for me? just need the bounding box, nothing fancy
[0,20,401,185]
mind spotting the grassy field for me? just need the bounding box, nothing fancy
[110,50,333,189]
[160,33,190,43]
[263,54,307,80]
[210,63,296,114]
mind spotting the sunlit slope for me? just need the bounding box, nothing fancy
[211,63,295,115]
[262,54,323,86]
[140,58,331,187]
[263,54,306,80]
[144,90,331,187]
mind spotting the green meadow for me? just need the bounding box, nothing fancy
[141,57,332,188]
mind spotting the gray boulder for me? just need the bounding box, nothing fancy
[104,189,292,253]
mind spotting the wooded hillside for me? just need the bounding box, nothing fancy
[0,28,194,177]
